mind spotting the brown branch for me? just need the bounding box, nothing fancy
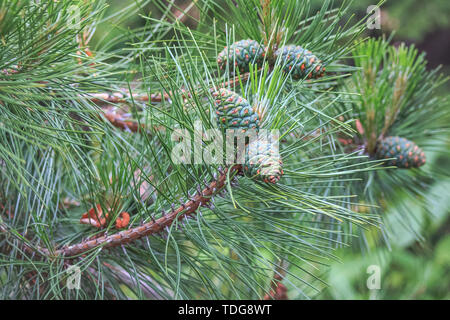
[97,73,252,133]
[102,108,146,133]
[0,74,252,258]
[89,72,251,106]
[1,166,241,259]
[34,165,242,258]
[90,92,167,105]
[99,105,171,134]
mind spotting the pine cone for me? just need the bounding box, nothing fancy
[212,89,283,184]
[212,88,260,131]
[217,39,266,73]
[375,136,426,168]
[245,136,283,184]
[275,44,325,79]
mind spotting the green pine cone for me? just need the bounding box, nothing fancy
[244,136,283,184]
[212,89,283,183]
[375,136,426,168]
[275,44,325,80]
[212,88,260,131]
[217,39,266,73]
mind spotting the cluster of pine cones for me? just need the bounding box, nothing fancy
[212,39,326,185]
[217,39,325,79]
[212,40,425,186]
[212,88,283,184]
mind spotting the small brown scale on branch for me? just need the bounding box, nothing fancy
[44,165,241,258]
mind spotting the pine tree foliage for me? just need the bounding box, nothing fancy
[0,0,447,300]
[333,37,450,249]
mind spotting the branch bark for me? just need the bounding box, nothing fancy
[1,165,242,258]
[90,72,251,105]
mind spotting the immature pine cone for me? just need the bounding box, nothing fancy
[217,39,266,74]
[212,88,260,132]
[375,136,426,168]
[275,44,325,79]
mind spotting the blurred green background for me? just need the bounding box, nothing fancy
[94,0,450,299]
[310,0,450,300]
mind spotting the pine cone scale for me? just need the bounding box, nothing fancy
[217,40,265,73]
[375,136,426,168]
[275,44,325,79]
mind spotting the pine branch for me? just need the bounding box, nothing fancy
[102,107,147,133]
[95,72,253,133]
[1,0,408,299]
[89,72,251,105]
[1,165,242,258]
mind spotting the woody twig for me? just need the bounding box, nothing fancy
[90,72,251,106]
[0,165,242,259]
